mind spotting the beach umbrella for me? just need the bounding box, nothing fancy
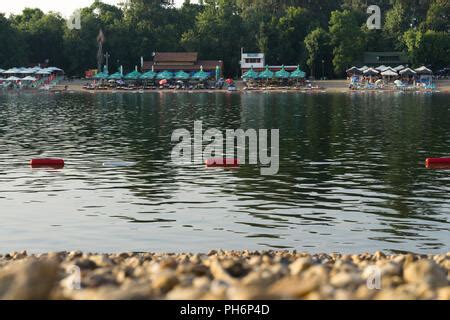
[3,68,19,74]
[93,72,109,79]
[174,70,190,80]
[399,68,417,76]
[0,69,4,73]
[414,66,433,75]
[124,70,142,80]
[363,68,379,76]
[156,70,174,80]
[381,69,398,77]
[290,66,306,79]
[108,72,123,80]
[6,76,20,81]
[22,76,37,81]
[258,66,274,79]
[215,65,220,81]
[376,65,389,72]
[192,66,209,80]
[346,66,362,75]
[358,66,369,72]
[140,70,157,80]
[242,67,259,80]
[275,65,291,79]
[36,70,51,75]
[393,65,405,72]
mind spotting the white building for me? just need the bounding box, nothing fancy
[240,51,265,73]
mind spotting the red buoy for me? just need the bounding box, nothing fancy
[426,158,450,167]
[205,158,240,168]
[30,158,65,168]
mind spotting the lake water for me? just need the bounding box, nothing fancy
[0,91,449,254]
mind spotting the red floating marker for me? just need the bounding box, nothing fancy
[425,158,450,167]
[30,158,65,168]
[205,158,240,168]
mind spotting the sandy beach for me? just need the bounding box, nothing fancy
[1,251,448,300]
[51,79,450,94]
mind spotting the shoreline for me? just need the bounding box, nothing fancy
[3,79,446,94]
[1,250,448,300]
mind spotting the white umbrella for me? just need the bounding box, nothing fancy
[381,69,398,77]
[22,76,37,81]
[376,65,388,71]
[393,65,405,71]
[3,68,19,74]
[415,66,433,75]
[363,68,379,76]
[358,66,369,72]
[36,70,51,75]
[394,80,403,86]
[399,68,416,76]
[0,69,5,73]
[6,76,20,81]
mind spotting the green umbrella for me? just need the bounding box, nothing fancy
[242,67,259,80]
[215,65,220,81]
[124,70,142,80]
[174,70,190,80]
[108,72,123,80]
[275,65,290,79]
[290,66,306,79]
[192,66,209,80]
[93,71,109,79]
[258,66,274,79]
[156,70,174,80]
[140,70,157,80]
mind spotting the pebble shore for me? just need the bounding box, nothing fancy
[0,251,448,300]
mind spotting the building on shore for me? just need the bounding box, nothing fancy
[240,50,299,76]
[362,52,410,67]
[142,52,223,78]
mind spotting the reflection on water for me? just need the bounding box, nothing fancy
[0,91,448,253]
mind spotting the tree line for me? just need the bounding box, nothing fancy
[0,0,448,78]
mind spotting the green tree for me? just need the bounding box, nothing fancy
[329,10,366,76]
[403,29,450,69]
[304,27,332,79]
[181,0,244,77]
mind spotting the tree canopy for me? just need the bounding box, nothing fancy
[0,0,448,78]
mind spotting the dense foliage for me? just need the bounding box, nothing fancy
[0,0,448,78]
